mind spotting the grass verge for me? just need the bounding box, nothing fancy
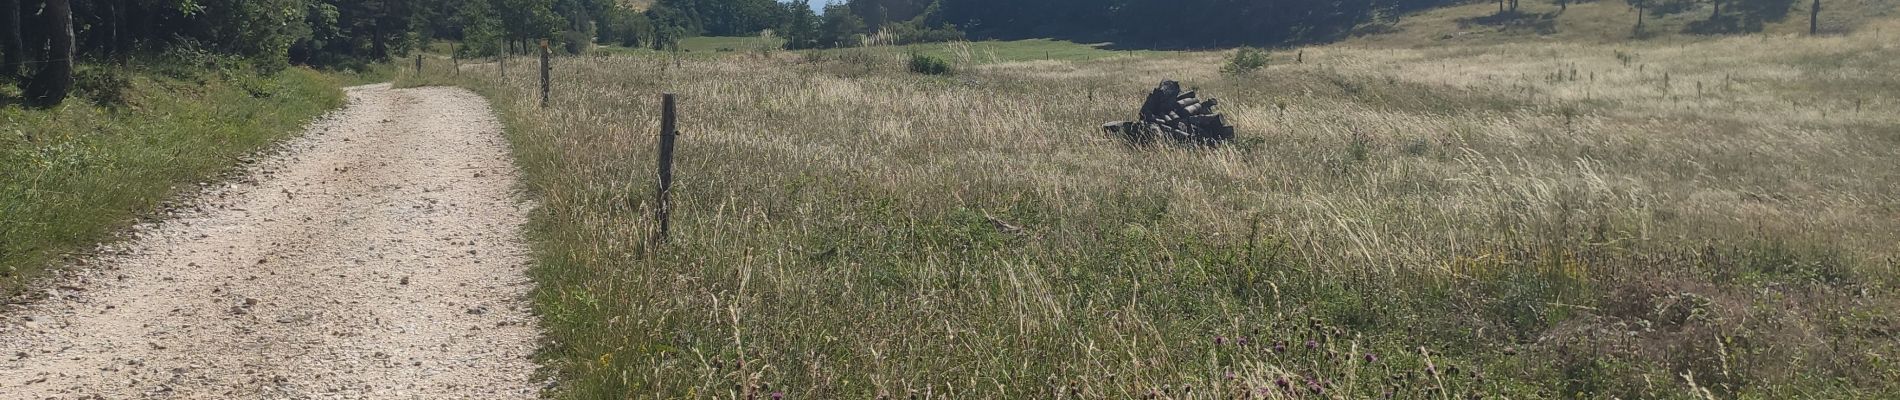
[1,66,346,298]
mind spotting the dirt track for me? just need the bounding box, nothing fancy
[0,84,543,399]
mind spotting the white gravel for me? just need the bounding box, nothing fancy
[0,84,544,399]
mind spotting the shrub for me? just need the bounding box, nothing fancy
[558,30,594,55]
[907,52,953,76]
[1222,47,1270,75]
[74,67,134,106]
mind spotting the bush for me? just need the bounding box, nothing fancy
[1222,47,1270,75]
[74,67,134,106]
[558,30,594,55]
[907,52,953,76]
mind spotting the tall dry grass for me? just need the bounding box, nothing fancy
[400,23,1899,398]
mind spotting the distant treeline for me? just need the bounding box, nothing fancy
[931,0,1462,48]
[4,0,1812,106]
[762,0,1472,49]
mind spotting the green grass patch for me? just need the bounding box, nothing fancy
[858,38,1171,64]
[0,67,345,297]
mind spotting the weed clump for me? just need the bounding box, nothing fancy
[1222,47,1270,75]
[907,52,953,75]
[74,67,133,106]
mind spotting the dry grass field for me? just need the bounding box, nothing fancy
[400,18,1899,398]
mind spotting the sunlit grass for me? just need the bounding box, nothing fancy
[1,67,345,297]
[403,20,1900,398]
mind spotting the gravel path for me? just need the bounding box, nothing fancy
[0,84,543,399]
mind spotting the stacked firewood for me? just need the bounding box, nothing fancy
[1103,80,1236,146]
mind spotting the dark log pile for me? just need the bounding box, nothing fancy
[1102,80,1236,146]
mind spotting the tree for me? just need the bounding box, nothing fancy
[779,0,822,49]
[456,0,506,56]
[598,6,654,48]
[22,0,73,107]
[495,0,559,53]
[645,5,690,50]
[819,3,865,48]
[202,0,312,69]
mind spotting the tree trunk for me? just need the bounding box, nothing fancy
[1810,0,1821,34]
[372,19,388,59]
[1711,0,1721,20]
[1636,6,1646,33]
[2,0,24,79]
[105,0,122,64]
[24,0,73,108]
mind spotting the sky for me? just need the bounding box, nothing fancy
[782,0,829,14]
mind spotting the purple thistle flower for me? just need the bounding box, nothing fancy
[1273,341,1287,353]
[771,392,783,400]
[1304,340,1318,350]
[1237,337,1250,346]
[1274,377,1290,389]
[1216,336,1228,345]
[1365,353,1379,363]
[1224,371,1236,380]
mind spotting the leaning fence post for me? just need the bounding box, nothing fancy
[539,40,551,108]
[652,93,679,247]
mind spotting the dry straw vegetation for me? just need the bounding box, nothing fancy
[401,18,1899,398]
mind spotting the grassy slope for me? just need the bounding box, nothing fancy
[411,17,1899,400]
[0,68,347,297]
[599,37,1173,65]
[1352,0,1899,47]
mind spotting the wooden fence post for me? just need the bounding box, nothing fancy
[539,40,551,108]
[499,40,507,79]
[652,93,679,247]
[415,54,422,74]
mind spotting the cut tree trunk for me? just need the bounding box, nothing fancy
[1104,80,1237,146]
[24,0,74,108]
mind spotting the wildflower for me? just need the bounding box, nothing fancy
[1304,340,1318,350]
[1364,353,1379,363]
[1224,371,1236,380]
[1273,341,1287,353]
[771,393,784,400]
[1274,377,1290,389]
[1237,337,1249,346]
[1215,336,1226,345]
